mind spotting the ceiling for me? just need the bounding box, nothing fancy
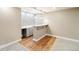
[22,7,72,14]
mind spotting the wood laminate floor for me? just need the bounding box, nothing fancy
[19,35,56,51]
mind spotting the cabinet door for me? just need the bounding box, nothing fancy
[27,27,33,36]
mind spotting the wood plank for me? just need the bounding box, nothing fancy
[19,35,56,51]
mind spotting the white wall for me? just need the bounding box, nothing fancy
[0,7,21,45]
[21,12,46,27]
[21,12,35,27]
[34,15,46,25]
[44,8,79,40]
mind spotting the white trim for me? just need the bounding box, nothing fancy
[46,34,79,43]
[33,34,54,41]
[33,34,46,41]
[33,34,79,43]
[0,39,21,49]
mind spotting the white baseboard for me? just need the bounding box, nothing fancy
[33,34,79,43]
[33,34,46,41]
[46,34,79,43]
[0,39,21,49]
[33,34,55,41]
